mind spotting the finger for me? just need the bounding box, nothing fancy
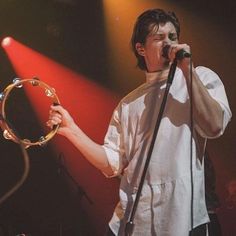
[52,116,62,124]
[46,120,54,129]
[175,44,190,54]
[50,104,67,115]
[170,44,190,61]
[47,117,62,127]
[49,112,62,120]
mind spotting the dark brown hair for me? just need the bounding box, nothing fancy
[131,9,180,70]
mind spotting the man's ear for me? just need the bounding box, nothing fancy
[135,43,145,56]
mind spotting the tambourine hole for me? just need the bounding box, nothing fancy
[13,78,23,88]
[38,136,47,147]
[45,89,53,97]
[53,102,60,106]
[0,92,5,101]
[3,130,13,140]
[31,80,40,86]
[39,136,46,142]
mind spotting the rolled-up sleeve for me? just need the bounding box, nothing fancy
[102,104,126,177]
[195,66,232,138]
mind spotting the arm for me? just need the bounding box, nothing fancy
[47,105,114,176]
[169,44,224,137]
[181,62,223,137]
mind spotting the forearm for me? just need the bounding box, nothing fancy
[48,105,114,175]
[63,124,113,176]
[183,65,223,137]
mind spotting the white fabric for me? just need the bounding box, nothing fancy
[102,66,232,236]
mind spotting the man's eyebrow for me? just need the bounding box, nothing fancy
[151,31,177,35]
[150,32,164,36]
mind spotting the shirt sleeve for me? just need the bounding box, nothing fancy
[102,103,126,178]
[194,66,232,138]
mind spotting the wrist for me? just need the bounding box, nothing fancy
[181,62,195,81]
[60,123,79,138]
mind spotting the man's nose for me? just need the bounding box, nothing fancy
[162,39,171,47]
[163,36,172,45]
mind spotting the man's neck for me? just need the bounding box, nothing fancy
[145,67,170,83]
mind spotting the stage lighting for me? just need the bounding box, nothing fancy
[1,37,13,48]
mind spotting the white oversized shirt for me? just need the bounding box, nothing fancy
[102,66,232,236]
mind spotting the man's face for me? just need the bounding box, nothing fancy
[138,22,178,72]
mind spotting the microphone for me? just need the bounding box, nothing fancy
[162,44,191,60]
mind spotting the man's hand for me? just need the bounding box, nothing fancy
[47,105,76,136]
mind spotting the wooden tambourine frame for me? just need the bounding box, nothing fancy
[0,78,60,148]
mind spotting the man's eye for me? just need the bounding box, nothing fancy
[154,36,163,41]
[169,33,177,41]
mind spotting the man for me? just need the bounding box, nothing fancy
[47,9,231,236]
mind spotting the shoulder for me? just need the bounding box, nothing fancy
[195,66,221,80]
[195,66,224,88]
[119,83,148,105]
[111,83,146,117]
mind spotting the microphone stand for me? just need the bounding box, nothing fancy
[125,58,178,236]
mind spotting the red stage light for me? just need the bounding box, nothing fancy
[1,37,13,48]
[2,37,120,236]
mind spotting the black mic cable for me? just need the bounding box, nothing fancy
[0,116,30,206]
[163,44,195,235]
[189,56,194,235]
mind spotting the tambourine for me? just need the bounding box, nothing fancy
[0,77,60,148]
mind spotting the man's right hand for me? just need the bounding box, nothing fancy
[47,105,76,137]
